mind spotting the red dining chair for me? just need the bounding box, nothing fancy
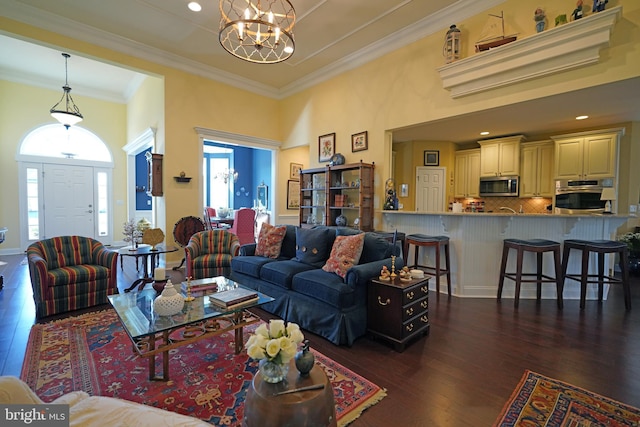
[204,207,218,230]
[228,208,256,246]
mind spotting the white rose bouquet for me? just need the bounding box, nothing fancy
[245,319,304,365]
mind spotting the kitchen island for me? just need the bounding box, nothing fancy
[381,211,628,301]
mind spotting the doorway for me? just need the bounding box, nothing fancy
[416,167,446,212]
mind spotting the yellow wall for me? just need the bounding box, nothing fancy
[1,0,640,252]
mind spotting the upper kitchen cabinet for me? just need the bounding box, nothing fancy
[454,149,480,198]
[520,141,554,198]
[552,129,623,180]
[478,135,525,177]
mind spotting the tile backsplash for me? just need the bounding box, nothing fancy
[453,197,553,214]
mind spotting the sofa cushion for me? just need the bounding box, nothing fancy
[259,260,316,289]
[279,225,298,259]
[292,269,356,308]
[294,227,335,267]
[335,229,392,264]
[255,223,287,258]
[322,233,365,278]
[231,256,276,279]
[48,265,111,287]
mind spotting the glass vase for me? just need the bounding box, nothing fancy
[259,359,289,384]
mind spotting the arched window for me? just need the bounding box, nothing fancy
[20,124,112,161]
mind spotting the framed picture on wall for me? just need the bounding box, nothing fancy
[287,180,300,209]
[290,163,303,180]
[424,150,439,166]
[318,133,336,162]
[351,131,368,152]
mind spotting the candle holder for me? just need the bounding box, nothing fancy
[184,276,195,302]
[390,255,397,277]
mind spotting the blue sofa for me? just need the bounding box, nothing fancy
[230,225,402,345]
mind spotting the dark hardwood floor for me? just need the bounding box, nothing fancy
[1,252,639,426]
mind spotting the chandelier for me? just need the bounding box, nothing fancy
[50,53,84,129]
[215,168,239,184]
[219,0,296,64]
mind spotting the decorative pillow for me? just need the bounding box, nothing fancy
[322,233,365,278]
[255,223,287,258]
[294,227,335,267]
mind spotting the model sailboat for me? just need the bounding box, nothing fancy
[475,11,517,52]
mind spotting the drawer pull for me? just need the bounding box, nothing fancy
[421,286,428,293]
[405,307,414,316]
[420,315,429,323]
[377,296,390,306]
[406,323,414,332]
[406,291,414,300]
[421,301,428,309]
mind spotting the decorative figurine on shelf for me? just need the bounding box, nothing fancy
[571,0,584,21]
[443,24,461,64]
[555,14,568,26]
[383,178,398,210]
[379,265,391,281]
[329,153,345,166]
[593,0,608,12]
[534,8,546,33]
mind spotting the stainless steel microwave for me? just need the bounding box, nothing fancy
[479,176,519,197]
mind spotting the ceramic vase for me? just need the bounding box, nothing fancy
[153,280,184,316]
[295,340,315,376]
[259,359,289,384]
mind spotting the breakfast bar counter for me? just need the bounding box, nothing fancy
[381,211,628,301]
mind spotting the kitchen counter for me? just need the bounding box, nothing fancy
[381,210,628,302]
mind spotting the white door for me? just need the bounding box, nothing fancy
[416,167,445,212]
[43,164,96,238]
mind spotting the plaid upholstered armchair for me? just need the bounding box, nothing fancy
[27,236,118,318]
[185,230,240,279]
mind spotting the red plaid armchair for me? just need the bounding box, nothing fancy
[27,236,118,318]
[185,230,240,279]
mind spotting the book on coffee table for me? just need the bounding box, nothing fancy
[181,278,219,293]
[208,287,259,309]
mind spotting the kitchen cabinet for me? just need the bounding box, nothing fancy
[478,135,524,177]
[368,276,430,352]
[299,161,374,231]
[454,149,480,198]
[520,141,554,197]
[552,129,622,180]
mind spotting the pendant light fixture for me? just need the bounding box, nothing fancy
[50,53,83,129]
[219,0,296,64]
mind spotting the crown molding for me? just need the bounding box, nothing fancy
[437,6,622,98]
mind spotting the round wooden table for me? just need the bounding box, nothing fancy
[243,362,336,427]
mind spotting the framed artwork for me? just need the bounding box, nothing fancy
[290,162,303,180]
[287,180,300,209]
[351,131,368,152]
[318,133,336,162]
[424,150,440,166]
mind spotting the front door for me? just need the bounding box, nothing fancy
[43,164,95,238]
[416,167,445,212]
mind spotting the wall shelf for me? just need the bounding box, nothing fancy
[174,176,192,183]
[437,6,621,98]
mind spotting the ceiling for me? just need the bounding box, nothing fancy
[1,0,638,145]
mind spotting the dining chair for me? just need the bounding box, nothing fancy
[203,207,218,230]
[228,208,257,246]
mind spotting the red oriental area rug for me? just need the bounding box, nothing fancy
[21,309,386,426]
[494,370,640,426]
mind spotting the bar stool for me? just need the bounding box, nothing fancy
[404,234,451,295]
[561,239,631,310]
[497,239,563,308]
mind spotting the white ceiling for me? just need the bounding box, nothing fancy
[1,0,638,145]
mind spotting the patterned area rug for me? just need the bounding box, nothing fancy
[21,309,385,426]
[494,370,640,426]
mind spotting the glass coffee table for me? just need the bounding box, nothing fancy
[108,277,273,381]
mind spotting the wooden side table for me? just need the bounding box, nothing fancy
[368,276,430,351]
[243,361,336,427]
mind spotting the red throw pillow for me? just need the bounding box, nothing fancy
[255,223,287,258]
[322,233,365,278]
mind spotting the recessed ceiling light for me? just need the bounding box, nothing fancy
[188,2,202,12]
[576,115,589,120]
[480,131,490,136]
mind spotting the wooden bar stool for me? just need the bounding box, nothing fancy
[404,234,451,295]
[497,239,563,308]
[561,239,631,310]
